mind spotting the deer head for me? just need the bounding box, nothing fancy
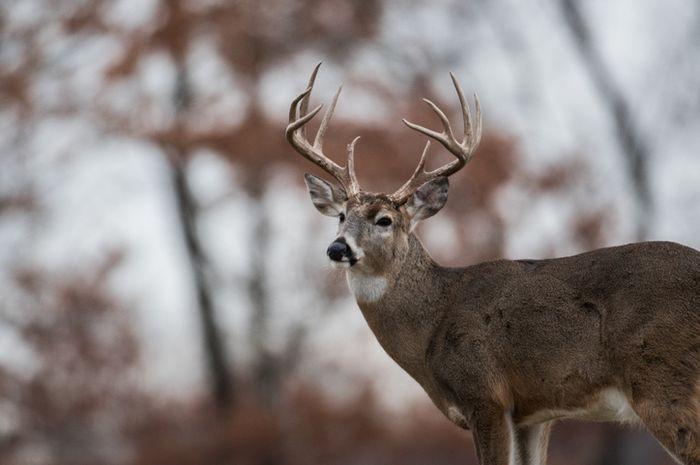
[286,63,482,275]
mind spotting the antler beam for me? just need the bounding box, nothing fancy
[286,63,362,197]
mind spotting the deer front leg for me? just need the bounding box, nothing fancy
[513,422,552,465]
[471,405,517,465]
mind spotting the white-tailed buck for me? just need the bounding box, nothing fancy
[286,64,700,465]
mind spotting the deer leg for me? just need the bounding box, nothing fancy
[637,410,700,464]
[633,391,700,464]
[513,422,552,465]
[471,406,517,465]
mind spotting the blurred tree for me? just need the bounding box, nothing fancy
[0,253,143,465]
[560,0,652,241]
[100,0,385,409]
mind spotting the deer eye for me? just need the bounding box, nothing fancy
[338,213,345,222]
[376,217,392,227]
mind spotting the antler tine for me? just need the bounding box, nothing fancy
[314,85,342,151]
[288,87,311,123]
[287,96,323,133]
[414,140,430,174]
[346,136,361,194]
[421,98,457,142]
[299,63,321,139]
[285,64,362,196]
[450,72,471,142]
[473,93,483,149]
[390,74,482,205]
[390,141,431,201]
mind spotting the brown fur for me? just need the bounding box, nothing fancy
[318,192,700,465]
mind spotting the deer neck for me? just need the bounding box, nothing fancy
[346,234,444,378]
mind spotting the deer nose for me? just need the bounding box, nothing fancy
[327,239,349,261]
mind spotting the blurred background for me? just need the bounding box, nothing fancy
[1,0,699,464]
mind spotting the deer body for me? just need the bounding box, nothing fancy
[286,64,700,464]
[351,236,700,430]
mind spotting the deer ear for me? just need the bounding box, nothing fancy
[304,173,347,217]
[404,177,449,231]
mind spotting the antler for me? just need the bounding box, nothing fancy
[389,73,482,205]
[286,63,362,197]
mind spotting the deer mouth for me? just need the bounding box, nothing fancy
[331,255,359,269]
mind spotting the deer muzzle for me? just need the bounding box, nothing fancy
[327,237,358,266]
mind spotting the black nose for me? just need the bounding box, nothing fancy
[327,239,349,261]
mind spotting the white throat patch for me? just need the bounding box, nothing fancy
[347,272,387,303]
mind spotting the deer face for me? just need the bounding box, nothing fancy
[304,173,449,274]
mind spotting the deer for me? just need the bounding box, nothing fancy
[285,63,700,465]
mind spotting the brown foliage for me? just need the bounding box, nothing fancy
[0,252,143,464]
[528,157,612,253]
[124,385,474,465]
[573,210,610,250]
[124,383,672,465]
[105,0,381,77]
[0,40,37,114]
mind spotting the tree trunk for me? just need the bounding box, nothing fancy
[560,0,653,241]
[169,64,234,409]
[246,184,280,406]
